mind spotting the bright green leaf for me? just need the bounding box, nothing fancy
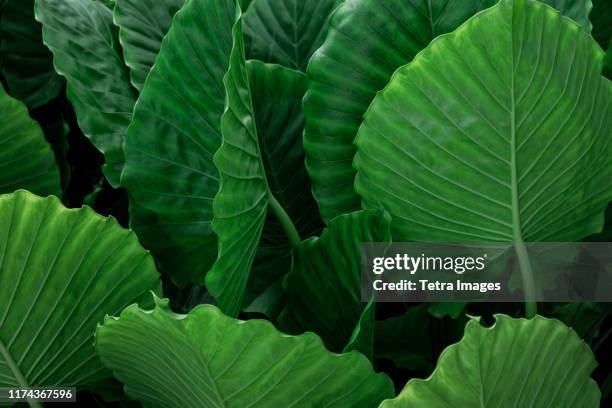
[0,191,160,391]
[35,0,138,187]
[242,0,342,71]
[0,0,63,109]
[96,299,395,408]
[278,210,391,352]
[379,314,600,407]
[304,0,594,223]
[113,0,185,91]
[355,0,611,243]
[122,0,236,285]
[0,86,60,196]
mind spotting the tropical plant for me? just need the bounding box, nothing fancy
[0,0,610,406]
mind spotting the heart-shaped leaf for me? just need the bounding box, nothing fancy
[355,0,611,243]
[0,86,60,196]
[121,0,236,285]
[113,0,185,91]
[0,0,63,109]
[379,314,600,407]
[304,0,594,222]
[243,60,323,312]
[96,298,394,408]
[0,191,160,391]
[35,0,138,186]
[242,0,342,71]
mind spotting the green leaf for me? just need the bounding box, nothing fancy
[121,0,236,286]
[0,0,63,109]
[304,0,595,223]
[343,299,375,361]
[113,0,185,91]
[242,0,342,71]
[379,314,600,407]
[0,191,160,390]
[244,60,323,310]
[355,0,611,243]
[374,304,466,372]
[96,299,395,408]
[0,86,60,196]
[278,210,391,352]
[591,0,611,49]
[35,0,138,187]
[205,7,274,317]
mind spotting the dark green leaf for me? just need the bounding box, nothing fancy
[242,0,342,71]
[0,0,63,108]
[113,0,185,91]
[35,0,137,187]
[0,85,60,196]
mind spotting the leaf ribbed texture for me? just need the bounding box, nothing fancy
[122,0,235,285]
[380,315,600,407]
[0,191,160,390]
[354,0,611,243]
[304,0,594,223]
[242,0,341,71]
[34,0,137,186]
[113,0,185,91]
[96,299,394,408]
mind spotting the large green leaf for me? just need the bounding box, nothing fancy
[96,298,395,408]
[0,191,160,391]
[304,0,594,222]
[113,0,185,91]
[379,314,600,407]
[355,0,611,243]
[278,210,391,352]
[0,86,60,196]
[0,0,63,109]
[242,0,342,71]
[244,60,323,310]
[205,7,274,317]
[122,0,236,286]
[35,0,137,187]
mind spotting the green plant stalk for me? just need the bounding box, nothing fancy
[510,56,537,319]
[268,193,301,247]
[0,340,43,408]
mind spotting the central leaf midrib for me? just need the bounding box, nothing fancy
[0,337,29,389]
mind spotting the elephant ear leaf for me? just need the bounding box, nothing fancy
[379,314,600,407]
[304,0,594,223]
[242,0,342,71]
[0,86,60,196]
[96,300,394,407]
[0,0,63,109]
[355,0,611,243]
[113,0,185,90]
[278,210,391,353]
[0,191,160,390]
[121,0,236,286]
[35,0,137,187]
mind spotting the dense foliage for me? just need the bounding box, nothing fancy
[0,0,611,406]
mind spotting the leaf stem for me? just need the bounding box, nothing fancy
[268,193,301,247]
[514,240,537,318]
